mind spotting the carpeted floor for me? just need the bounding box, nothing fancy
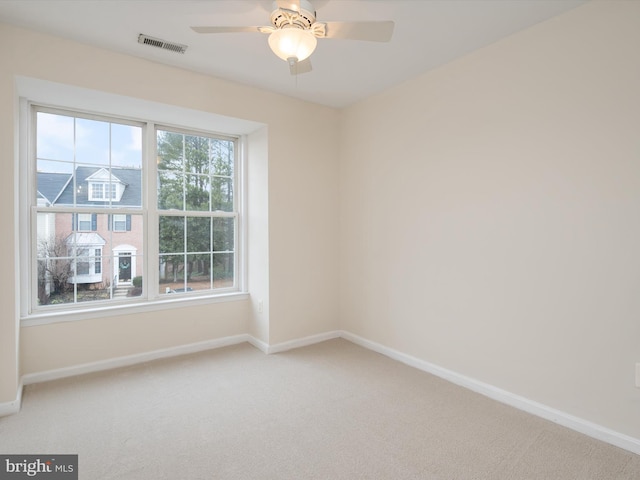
[1,338,638,479]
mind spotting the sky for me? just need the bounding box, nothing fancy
[36,112,142,173]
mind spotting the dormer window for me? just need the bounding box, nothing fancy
[89,182,117,201]
[86,168,125,202]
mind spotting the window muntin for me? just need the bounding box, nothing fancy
[29,106,240,315]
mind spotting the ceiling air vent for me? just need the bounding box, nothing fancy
[138,34,188,54]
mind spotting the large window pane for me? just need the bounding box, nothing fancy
[158,214,234,294]
[157,130,235,213]
[36,112,142,210]
[35,208,144,307]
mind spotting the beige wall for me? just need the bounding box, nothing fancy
[0,23,340,402]
[339,1,640,440]
[20,302,250,374]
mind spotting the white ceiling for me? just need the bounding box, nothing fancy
[0,0,586,108]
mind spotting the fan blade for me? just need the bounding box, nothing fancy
[276,0,301,12]
[289,58,312,76]
[190,26,264,34]
[322,21,395,42]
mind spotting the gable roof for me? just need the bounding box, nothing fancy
[84,168,124,184]
[37,172,73,206]
[50,166,142,207]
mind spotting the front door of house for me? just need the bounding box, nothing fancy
[119,253,132,282]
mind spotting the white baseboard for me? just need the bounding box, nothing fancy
[265,330,342,354]
[340,330,640,456]
[18,331,338,388]
[22,334,251,386]
[0,379,23,417]
[247,335,269,354]
[12,327,640,455]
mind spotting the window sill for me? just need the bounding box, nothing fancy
[21,291,250,327]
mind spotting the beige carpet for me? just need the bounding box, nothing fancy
[1,338,638,479]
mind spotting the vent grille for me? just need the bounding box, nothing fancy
[138,34,188,54]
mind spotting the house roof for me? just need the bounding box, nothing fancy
[42,166,142,207]
[66,232,106,246]
[37,172,72,206]
[84,168,124,184]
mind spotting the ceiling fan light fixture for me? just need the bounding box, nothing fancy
[268,27,317,62]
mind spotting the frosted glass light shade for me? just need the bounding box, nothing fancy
[268,28,317,62]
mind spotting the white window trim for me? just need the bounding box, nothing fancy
[112,214,128,232]
[89,182,103,201]
[77,213,93,231]
[88,181,119,202]
[69,246,103,283]
[17,78,258,325]
[95,248,102,275]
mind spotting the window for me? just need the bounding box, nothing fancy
[90,183,103,200]
[89,182,118,201]
[94,248,102,275]
[157,129,237,294]
[76,248,90,276]
[66,244,103,284]
[27,105,241,316]
[110,214,130,232]
[74,213,96,231]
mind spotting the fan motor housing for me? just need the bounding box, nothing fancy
[270,0,317,29]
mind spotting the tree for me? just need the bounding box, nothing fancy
[37,234,73,304]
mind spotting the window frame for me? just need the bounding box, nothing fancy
[94,248,102,275]
[89,182,104,201]
[88,181,118,201]
[154,123,244,297]
[111,214,129,232]
[21,102,247,324]
[76,213,94,232]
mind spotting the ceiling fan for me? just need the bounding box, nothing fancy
[191,0,394,75]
